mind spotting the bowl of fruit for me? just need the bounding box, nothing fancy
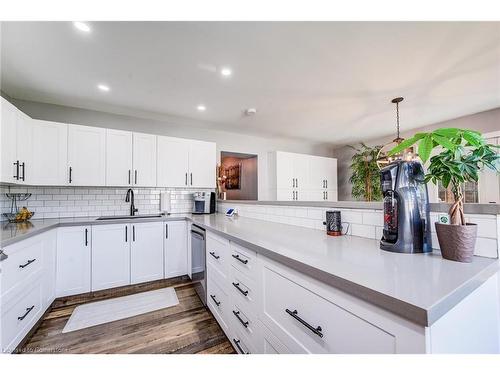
[3,207,35,223]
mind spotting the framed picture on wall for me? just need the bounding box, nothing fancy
[225,163,241,190]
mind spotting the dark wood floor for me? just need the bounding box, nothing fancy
[19,276,235,354]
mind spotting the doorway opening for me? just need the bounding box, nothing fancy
[219,152,258,200]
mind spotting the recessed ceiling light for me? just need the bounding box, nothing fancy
[97,84,110,92]
[73,21,91,33]
[197,105,206,112]
[220,67,232,77]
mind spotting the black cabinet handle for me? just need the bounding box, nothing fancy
[18,305,35,321]
[20,162,25,181]
[132,225,135,242]
[19,259,36,269]
[69,166,73,183]
[190,173,193,186]
[85,228,88,246]
[134,170,138,184]
[326,180,328,189]
[285,309,323,338]
[232,310,249,328]
[125,226,128,242]
[232,254,248,264]
[185,173,188,186]
[165,224,168,239]
[209,251,220,259]
[232,282,249,296]
[13,160,19,180]
[128,170,131,185]
[210,294,221,306]
[233,339,248,354]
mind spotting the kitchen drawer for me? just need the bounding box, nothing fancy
[229,302,260,349]
[207,275,230,336]
[1,236,44,298]
[230,327,256,355]
[229,265,258,316]
[261,262,396,354]
[1,282,43,353]
[206,232,229,281]
[230,242,257,280]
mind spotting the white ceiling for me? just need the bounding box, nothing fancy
[1,21,499,145]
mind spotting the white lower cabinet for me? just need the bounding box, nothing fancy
[130,222,164,284]
[1,230,57,353]
[164,221,188,278]
[91,224,131,291]
[56,226,91,297]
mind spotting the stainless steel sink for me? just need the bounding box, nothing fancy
[96,214,164,221]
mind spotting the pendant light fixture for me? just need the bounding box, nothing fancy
[377,97,415,169]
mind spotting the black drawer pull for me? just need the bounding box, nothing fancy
[19,259,36,269]
[232,282,249,296]
[18,305,35,321]
[233,339,249,354]
[209,251,220,259]
[232,254,248,264]
[285,309,323,338]
[210,294,221,306]
[232,310,249,328]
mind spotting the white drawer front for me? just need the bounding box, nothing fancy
[206,233,229,281]
[230,302,259,342]
[261,265,396,354]
[2,237,43,297]
[1,282,43,353]
[259,321,291,354]
[229,266,258,316]
[230,328,256,355]
[230,243,257,280]
[207,276,230,335]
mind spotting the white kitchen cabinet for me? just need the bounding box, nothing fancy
[56,226,91,297]
[132,132,157,187]
[67,124,106,186]
[0,97,33,184]
[91,224,130,291]
[270,151,337,201]
[30,120,68,185]
[106,129,133,186]
[157,136,190,187]
[188,140,216,188]
[41,231,57,307]
[130,222,164,284]
[164,221,188,278]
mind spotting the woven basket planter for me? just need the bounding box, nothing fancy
[435,222,477,263]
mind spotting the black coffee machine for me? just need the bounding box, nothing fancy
[380,160,432,253]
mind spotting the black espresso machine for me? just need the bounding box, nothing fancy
[380,160,432,253]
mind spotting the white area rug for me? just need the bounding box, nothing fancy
[62,287,179,333]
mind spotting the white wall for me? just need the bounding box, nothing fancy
[9,98,334,200]
[333,107,500,201]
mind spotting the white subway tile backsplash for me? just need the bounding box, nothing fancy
[1,186,212,219]
[362,211,383,226]
[339,210,363,224]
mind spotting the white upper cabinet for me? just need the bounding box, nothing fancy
[130,222,164,284]
[31,120,68,186]
[271,151,338,201]
[188,140,216,188]
[132,132,157,187]
[67,124,106,186]
[0,98,33,184]
[106,129,133,186]
[157,136,190,187]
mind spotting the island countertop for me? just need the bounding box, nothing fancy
[2,213,498,327]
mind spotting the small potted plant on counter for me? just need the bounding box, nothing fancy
[389,128,500,262]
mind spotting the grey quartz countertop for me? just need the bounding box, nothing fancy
[190,214,499,327]
[2,213,498,327]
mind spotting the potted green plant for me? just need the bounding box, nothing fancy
[348,143,383,202]
[389,128,500,262]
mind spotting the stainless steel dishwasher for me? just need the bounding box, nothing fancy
[190,224,206,305]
